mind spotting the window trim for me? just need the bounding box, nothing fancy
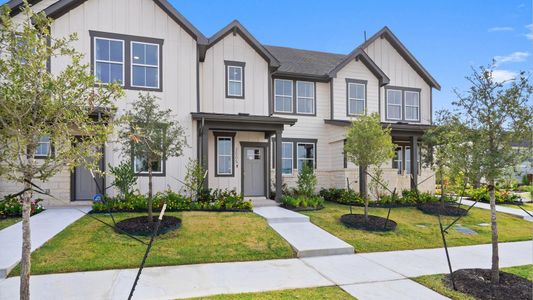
[274,79,294,113]
[384,86,422,123]
[214,132,236,177]
[130,41,160,89]
[386,89,403,121]
[89,30,164,92]
[296,142,316,172]
[93,37,125,86]
[404,91,420,122]
[225,61,245,99]
[133,154,165,176]
[296,81,316,115]
[272,77,317,116]
[346,78,367,116]
[281,142,293,176]
[272,138,318,175]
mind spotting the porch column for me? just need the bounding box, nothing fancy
[410,135,418,189]
[200,122,209,189]
[275,129,283,202]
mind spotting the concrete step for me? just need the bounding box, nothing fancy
[247,197,279,207]
[253,206,309,223]
[269,222,354,257]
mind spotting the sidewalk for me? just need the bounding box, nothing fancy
[459,199,533,221]
[0,240,530,299]
[0,206,90,278]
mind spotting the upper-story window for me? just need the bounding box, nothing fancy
[94,38,124,85]
[274,79,293,113]
[90,31,163,91]
[347,79,366,116]
[131,42,160,89]
[386,87,421,122]
[34,136,52,158]
[296,81,315,114]
[225,61,245,99]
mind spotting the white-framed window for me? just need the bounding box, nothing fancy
[217,136,233,175]
[281,142,293,175]
[386,89,402,120]
[133,156,163,174]
[227,65,243,97]
[296,81,314,114]
[131,41,160,89]
[274,79,293,113]
[94,37,124,85]
[35,136,52,158]
[392,147,403,174]
[297,142,315,172]
[404,91,420,121]
[348,82,366,115]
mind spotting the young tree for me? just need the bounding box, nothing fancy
[452,65,532,285]
[0,3,122,299]
[344,113,396,220]
[119,93,186,223]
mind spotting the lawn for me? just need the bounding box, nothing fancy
[301,202,533,253]
[414,265,533,300]
[188,286,354,299]
[501,202,533,211]
[0,218,20,230]
[10,211,294,276]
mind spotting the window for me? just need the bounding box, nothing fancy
[274,79,293,113]
[386,89,402,120]
[392,147,403,174]
[225,61,245,98]
[405,91,420,121]
[405,146,411,175]
[133,156,163,174]
[131,42,159,88]
[393,145,421,175]
[297,143,315,172]
[217,136,233,176]
[281,142,293,175]
[94,38,124,84]
[347,81,366,115]
[35,136,51,158]
[296,81,315,114]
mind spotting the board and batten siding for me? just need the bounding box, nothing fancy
[48,0,198,198]
[332,59,380,121]
[363,38,431,124]
[200,33,269,116]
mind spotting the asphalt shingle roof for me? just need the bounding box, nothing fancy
[264,45,346,76]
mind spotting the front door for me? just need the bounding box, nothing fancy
[243,146,265,196]
[73,145,104,201]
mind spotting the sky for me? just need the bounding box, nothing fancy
[3,0,532,114]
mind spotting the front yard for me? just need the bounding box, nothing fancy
[301,203,533,253]
[190,286,354,300]
[0,218,20,230]
[9,211,294,276]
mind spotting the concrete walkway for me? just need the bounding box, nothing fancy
[253,206,354,257]
[0,241,530,299]
[0,206,90,278]
[459,199,533,221]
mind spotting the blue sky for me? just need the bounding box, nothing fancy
[4,0,532,113]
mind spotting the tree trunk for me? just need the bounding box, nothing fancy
[20,179,32,300]
[147,162,153,224]
[473,178,481,189]
[488,179,500,285]
[360,165,368,221]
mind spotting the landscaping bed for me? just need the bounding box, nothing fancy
[340,214,397,231]
[301,202,533,253]
[115,215,181,236]
[280,195,324,211]
[9,211,294,276]
[418,202,468,216]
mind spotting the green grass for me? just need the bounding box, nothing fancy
[9,211,294,276]
[301,203,533,253]
[501,202,533,211]
[414,265,533,300]
[188,286,355,299]
[0,218,20,230]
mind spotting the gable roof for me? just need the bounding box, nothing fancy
[201,20,280,68]
[4,0,208,43]
[359,26,441,90]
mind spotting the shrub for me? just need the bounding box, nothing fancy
[182,159,206,201]
[297,163,317,197]
[0,196,44,218]
[466,187,522,203]
[319,188,344,202]
[281,195,324,209]
[108,161,137,197]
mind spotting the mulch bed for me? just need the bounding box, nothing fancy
[280,204,324,211]
[115,216,181,236]
[340,214,397,231]
[444,268,532,300]
[417,202,468,216]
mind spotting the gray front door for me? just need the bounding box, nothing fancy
[74,145,103,201]
[243,147,265,196]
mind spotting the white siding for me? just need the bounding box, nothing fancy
[200,33,269,116]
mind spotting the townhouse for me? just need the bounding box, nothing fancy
[1,0,440,205]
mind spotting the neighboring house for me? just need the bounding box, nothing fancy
[0,0,440,206]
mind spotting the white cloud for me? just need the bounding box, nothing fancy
[493,51,530,66]
[526,24,533,40]
[491,70,517,83]
[488,26,514,32]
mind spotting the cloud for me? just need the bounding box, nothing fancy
[488,26,514,32]
[491,70,517,82]
[493,51,530,66]
[526,24,533,40]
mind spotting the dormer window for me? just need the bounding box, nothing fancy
[225,61,245,99]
